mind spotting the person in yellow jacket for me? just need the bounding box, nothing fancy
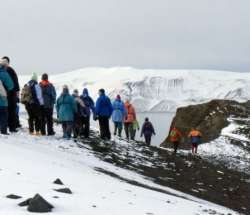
[131,119,140,140]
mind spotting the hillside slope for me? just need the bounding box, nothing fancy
[19,68,250,112]
[0,121,240,215]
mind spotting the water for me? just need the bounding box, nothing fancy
[92,112,175,146]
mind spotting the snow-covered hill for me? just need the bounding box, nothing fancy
[0,120,238,215]
[19,67,250,112]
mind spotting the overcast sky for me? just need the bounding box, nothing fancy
[0,0,249,74]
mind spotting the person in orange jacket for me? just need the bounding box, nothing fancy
[124,100,136,141]
[169,127,182,154]
[188,128,202,154]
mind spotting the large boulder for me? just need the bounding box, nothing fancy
[161,99,250,149]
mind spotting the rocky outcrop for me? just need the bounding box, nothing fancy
[54,188,73,194]
[161,99,250,149]
[27,194,54,213]
[53,178,64,185]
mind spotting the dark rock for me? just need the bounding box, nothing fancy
[53,178,64,185]
[18,198,32,207]
[28,194,54,213]
[54,188,72,194]
[53,196,59,199]
[161,99,250,149]
[6,194,22,199]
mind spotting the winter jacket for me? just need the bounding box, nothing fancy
[95,94,113,117]
[80,89,95,117]
[188,130,202,144]
[132,120,140,130]
[124,102,136,123]
[112,99,127,123]
[6,66,20,92]
[141,121,155,137]
[40,80,56,109]
[28,80,44,105]
[169,128,182,142]
[0,66,14,107]
[56,92,77,122]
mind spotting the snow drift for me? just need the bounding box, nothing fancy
[19,67,250,112]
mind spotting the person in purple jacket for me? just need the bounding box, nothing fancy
[141,117,156,146]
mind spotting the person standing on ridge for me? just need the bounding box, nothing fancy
[72,89,83,138]
[1,56,20,132]
[169,126,182,154]
[124,100,136,141]
[39,73,56,136]
[112,95,127,137]
[21,73,44,135]
[131,119,140,140]
[0,59,14,135]
[95,89,113,140]
[79,88,95,138]
[141,117,156,146]
[56,85,77,139]
[188,128,202,154]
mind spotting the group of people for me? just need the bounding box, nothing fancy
[0,56,202,151]
[18,72,156,145]
[169,127,202,154]
[56,85,156,145]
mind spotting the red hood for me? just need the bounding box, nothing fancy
[40,80,50,86]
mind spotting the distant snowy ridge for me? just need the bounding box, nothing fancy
[19,67,250,112]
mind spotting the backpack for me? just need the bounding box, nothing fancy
[0,80,7,98]
[21,84,32,104]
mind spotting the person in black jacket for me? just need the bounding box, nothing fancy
[79,88,95,138]
[141,117,156,146]
[2,56,20,132]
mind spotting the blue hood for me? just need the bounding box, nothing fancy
[82,88,89,97]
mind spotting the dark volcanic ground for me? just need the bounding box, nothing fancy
[75,131,250,215]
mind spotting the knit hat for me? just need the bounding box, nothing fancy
[31,73,38,81]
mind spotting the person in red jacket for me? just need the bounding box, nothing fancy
[169,127,182,154]
[124,100,136,141]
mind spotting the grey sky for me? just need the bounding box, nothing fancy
[0,0,249,74]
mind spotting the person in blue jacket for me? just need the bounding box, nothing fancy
[95,89,113,140]
[0,59,14,134]
[112,94,127,137]
[79,88,95,138]
[56,85,77,139]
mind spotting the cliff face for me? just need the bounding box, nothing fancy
[161,100,250,149]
